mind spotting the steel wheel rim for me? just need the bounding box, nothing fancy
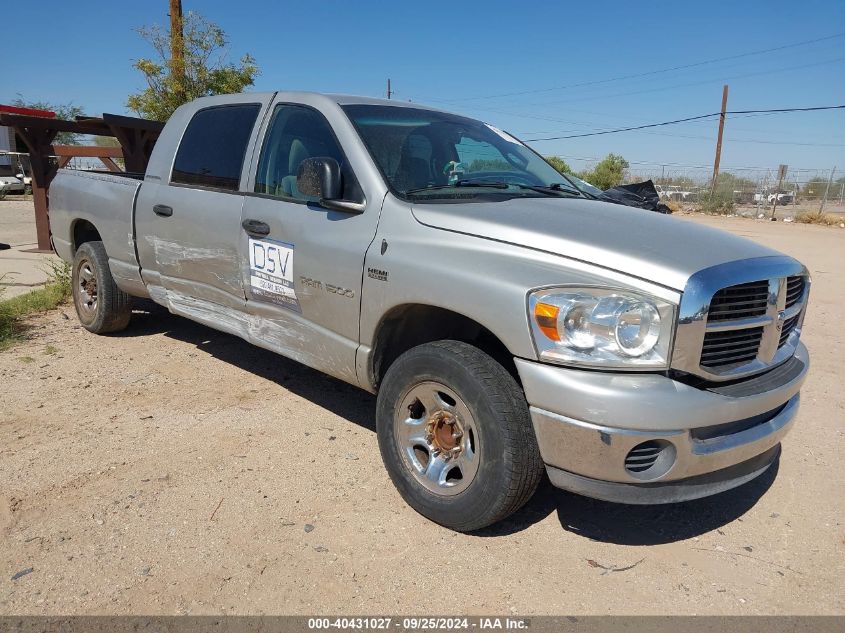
[75,257,98,320]
[394,381,480,496]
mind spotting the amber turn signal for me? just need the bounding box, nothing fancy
[534,302,560,341]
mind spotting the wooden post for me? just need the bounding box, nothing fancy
[29,186,52,252]
[15,127,59,252]
[169,0,185,99]
[710,84,729,197]
[770,164,787,221]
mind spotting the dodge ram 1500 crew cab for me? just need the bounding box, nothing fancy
[50,92,810,531]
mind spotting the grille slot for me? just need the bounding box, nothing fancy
[785,276,805,308]
[624,440,676,480]
[701,326,764,367]
[625,441,663,472]
[707,280,769,322]
[779,314,800,347]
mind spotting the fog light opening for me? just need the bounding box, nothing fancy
[624,440,676,481]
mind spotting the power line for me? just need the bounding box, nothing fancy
[429,32,845,103]
[412,57,845,133]
[485,56,845,111]
[524,105,845,141]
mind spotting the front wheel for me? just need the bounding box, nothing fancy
[376,340,544,531]
[71,241,132,334]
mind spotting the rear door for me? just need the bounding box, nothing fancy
[136,101,267,311]
[238,102,381,383]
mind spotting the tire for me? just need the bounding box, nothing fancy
[376,340,544,531]
[71,241,132,334]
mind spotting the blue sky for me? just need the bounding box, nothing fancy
[4,0,844,180]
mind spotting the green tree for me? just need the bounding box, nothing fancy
[545,156,573,176]
[11,97,84,144]
[579,153,629,190]
[127,11,259,121]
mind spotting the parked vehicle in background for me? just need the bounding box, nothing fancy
[660,184,697,202]
[0,174,24,194]
[768,192,794,205]
[0,152,32,194]
[49,92,810,531]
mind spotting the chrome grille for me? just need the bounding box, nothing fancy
[779,314,800,347]
[698,274,807,375]
[785,276,804,309]
[707,280,769,322]
[701,326,764,368]
[672,257,809,382]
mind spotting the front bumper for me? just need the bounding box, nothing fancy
[515,342,808,504]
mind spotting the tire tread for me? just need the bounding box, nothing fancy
[73,241,132,334]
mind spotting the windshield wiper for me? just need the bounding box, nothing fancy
[405,179,584,198]
[510,183,583,197]
[405,179,510,195]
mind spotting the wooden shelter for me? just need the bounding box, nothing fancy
[0,110,164,251]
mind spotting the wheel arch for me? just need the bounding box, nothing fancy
[369,303,518,391]
[71,219,102,254]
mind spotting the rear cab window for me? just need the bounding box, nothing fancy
[171,103,261,191]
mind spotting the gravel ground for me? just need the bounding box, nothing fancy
[1,214,843,615]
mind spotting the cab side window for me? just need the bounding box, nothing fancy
[171,103,260,191]
[254,105,362,202]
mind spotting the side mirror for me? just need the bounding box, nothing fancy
[296,156,341,200]
[296,157,365,214]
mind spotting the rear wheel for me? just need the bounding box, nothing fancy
[376,340,544,532]
[72,241,132,333]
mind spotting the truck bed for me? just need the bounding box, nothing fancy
[50,168,147,297]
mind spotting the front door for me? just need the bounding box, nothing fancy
[239,103,380,383]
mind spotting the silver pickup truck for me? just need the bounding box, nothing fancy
[50,92,810,531]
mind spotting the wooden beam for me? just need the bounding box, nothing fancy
[99,157,122,172]
[49,145,124,158]
[101,113,165,133]
[0,113,109,136]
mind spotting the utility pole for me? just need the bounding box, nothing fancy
[770,164,787,220]
[387,78,392,100]
[169,0,185,98]
[710,84,729,196]
[819,166,836,215]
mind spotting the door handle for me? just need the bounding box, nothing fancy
[153,204,173,217]
[242,219,271,236]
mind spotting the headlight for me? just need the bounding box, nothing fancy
[529,287,675,368]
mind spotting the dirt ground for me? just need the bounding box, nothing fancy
[1,214,843,615]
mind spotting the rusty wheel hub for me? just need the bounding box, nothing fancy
[426,410,464,459]
[395,381,480,496]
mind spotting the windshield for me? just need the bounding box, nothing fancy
[565,173,605,197]
[341,104,582,201]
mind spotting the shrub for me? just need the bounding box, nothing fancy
[795,212,844,226]
[0,259,72,349]
[697,191,735,215]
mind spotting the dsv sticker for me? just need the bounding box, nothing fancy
[248,237,300,311]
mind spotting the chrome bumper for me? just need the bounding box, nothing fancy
[515,343,808,503]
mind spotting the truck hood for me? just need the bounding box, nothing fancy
[411,197,781,291]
